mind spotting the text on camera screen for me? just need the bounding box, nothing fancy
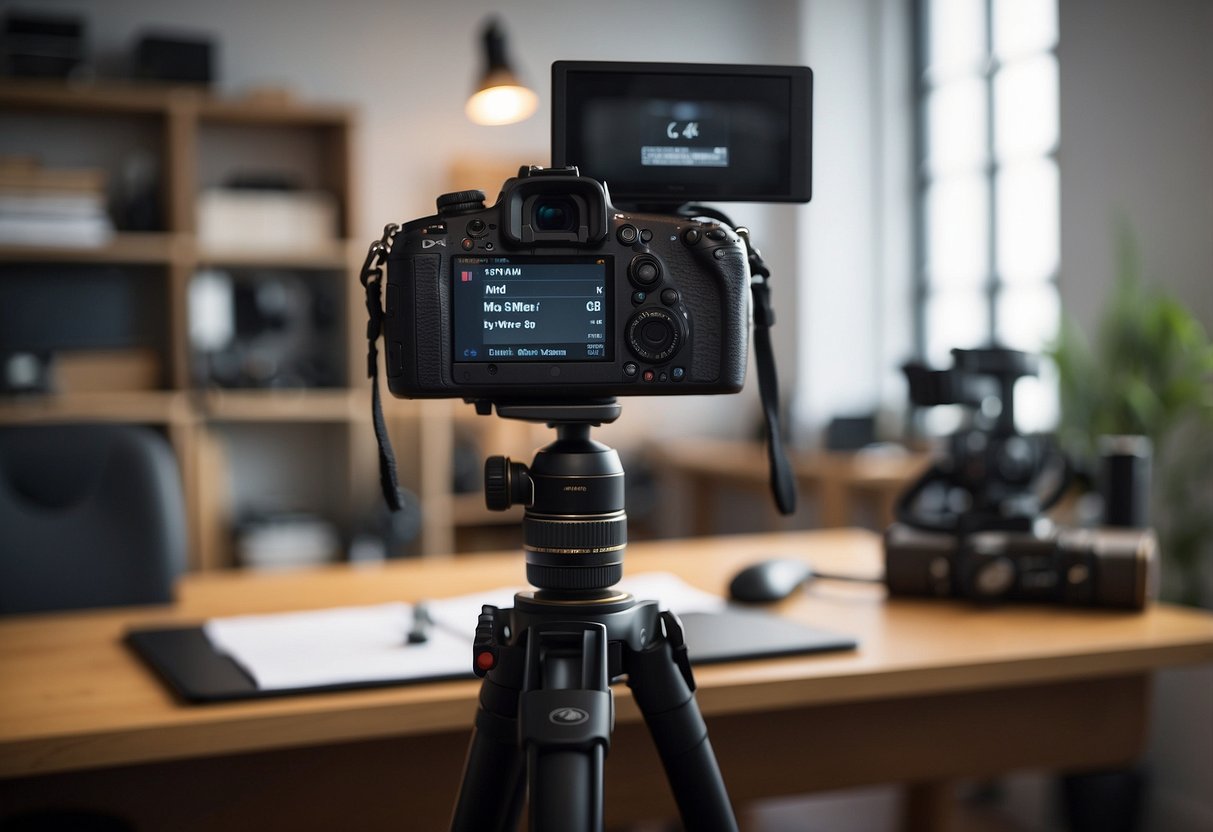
[452,256,612,362]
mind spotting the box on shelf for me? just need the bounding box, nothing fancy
[54,348,161,392]
[197,189,339,253]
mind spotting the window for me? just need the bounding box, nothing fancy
[913,0,1060,431]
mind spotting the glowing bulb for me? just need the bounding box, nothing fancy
[466,84,538,126]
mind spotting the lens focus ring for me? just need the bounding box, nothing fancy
[524,512,627,555]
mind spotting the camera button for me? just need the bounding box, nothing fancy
[658,371,668,383]
[631,291,647,305]
[629,254,661,287]
[672,367,685,381]
[660,288,678,306]
[466,219,487,237]
[617,224,639,244]
[682,229,700,245]
[642,370,655,382]
[461,238,474,251]
[706,227,728,241]
[640,229,653,243]
[713,248,728,260]
[623,362,638,378]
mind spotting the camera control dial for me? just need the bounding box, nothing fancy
[437,189,487,216]
[626,307,683,363]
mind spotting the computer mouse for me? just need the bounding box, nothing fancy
[728,558,815,604]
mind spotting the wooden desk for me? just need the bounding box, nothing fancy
[2,530,1212,831]
[650,439,931,534]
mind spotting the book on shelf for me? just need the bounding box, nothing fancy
[0,158,114,247]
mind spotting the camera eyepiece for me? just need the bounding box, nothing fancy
[533,197,578,232]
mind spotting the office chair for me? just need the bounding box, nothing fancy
[0,423,186,615]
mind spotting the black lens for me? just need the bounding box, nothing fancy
[534,197,577,232]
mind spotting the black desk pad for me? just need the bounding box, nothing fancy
[126,607,856,704]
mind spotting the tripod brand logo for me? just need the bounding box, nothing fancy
[549,707,590,726]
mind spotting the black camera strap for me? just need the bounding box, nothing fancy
[360,224,404,512]
[737,228,797,516]
[681,206,797,516]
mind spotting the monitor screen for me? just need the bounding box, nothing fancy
[553,61,812,204]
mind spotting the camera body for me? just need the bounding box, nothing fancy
[384,167,750,402]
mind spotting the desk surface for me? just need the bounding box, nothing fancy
[3,529,1212,780]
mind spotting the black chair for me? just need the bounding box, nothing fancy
[0,423,186,615]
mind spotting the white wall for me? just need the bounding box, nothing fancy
[1058,5,1213,830]
[795,0,914,440]
[1058,0,1213,336]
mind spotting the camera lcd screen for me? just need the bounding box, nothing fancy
[452,256,612,362]
[553,61,812,203]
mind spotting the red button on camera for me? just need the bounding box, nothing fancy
[643,370,655,382]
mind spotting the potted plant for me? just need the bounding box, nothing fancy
[1050,233,1213,606]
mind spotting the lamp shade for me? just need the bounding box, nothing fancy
[466,19,537,126]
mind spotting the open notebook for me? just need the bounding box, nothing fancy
[127,572,856,702]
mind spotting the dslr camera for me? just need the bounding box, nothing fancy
[884,347,1158,609]
[381,61,812,404]
[383,166,749,399]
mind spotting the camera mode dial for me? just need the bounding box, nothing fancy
[437,189,487,216]
[626,307,683,363]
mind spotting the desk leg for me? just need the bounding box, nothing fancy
[903,780,955,832]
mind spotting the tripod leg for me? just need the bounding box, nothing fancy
[627,612,738,832]
[520,621,613,832]
[451,645,527,831]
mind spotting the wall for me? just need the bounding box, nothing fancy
[1058,0,1213,336]
[795,0,914,438]
[5,0,805,443]
[1058,5,1213,830]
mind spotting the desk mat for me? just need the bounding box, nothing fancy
[126,608,856,704]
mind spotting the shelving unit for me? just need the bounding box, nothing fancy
[0,80,461,570]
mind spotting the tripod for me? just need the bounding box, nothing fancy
[449,401,738,832]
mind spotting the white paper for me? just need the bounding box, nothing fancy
[203,573,724,691]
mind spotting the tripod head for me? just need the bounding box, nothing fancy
[475,399,627,592]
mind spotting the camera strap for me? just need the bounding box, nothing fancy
[360,224,404,512]
[737,228,798,516]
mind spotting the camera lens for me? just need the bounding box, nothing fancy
[533,197,577,232]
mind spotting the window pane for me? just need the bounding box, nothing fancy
[926,290,990,365]
[996,158,1059,284]
[993,0,1058,61]
[927,0,987,79]
[993,54,1058,158]
[926,79,988,175]
[1013,359,1059,433]
[926,176,989,290]
[996,283,1059,352]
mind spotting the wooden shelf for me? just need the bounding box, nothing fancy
[0,79,352,125]
[0,233,180,265]
[193,240,353,270]
[0,79,180,114]
[198,388,356,422]
[0,391,189,424]
[197,96,353,127]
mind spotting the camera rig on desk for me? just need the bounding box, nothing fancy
[884,347,1158,610]
[358,61,814,832]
